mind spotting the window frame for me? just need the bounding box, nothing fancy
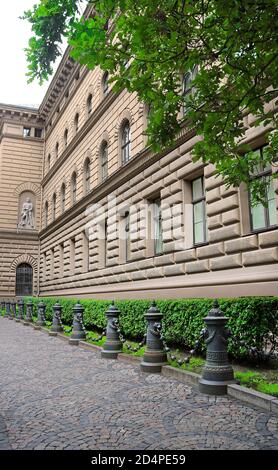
[101,141,108,181]
[124,211,131,262]
[121,121,131,164]
[102,72,109,97]
[64,128,68,148]
[191,176,207,246]
[248,146,277,233]
[74,113,79,134]
[153,198,163,255]
[45,202,49,226]
[87,94,93,116]
[52,193,57,221]
[71,172,77,205]
[61,184,66,214]
[84,158,91,194]
[181,65,198,117]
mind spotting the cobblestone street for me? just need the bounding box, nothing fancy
[0,317,277,450]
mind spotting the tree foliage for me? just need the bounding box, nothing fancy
[22,0,278,204]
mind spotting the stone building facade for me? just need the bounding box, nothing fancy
[0,45,277,300]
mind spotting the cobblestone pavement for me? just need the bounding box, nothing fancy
[0,317,277,450]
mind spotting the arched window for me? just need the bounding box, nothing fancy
[72,172,77,204]
[102,72,109,97]
[74,113,79,134]
[64,129,68,148]
[181,66,197,116]
[52,193,57,221]
[101,141,108,180]
[87,94,93,116]
[55,142,59,159]
[121,120,131,164]
[84,158,91,194]
[61,183,66,214]
[47,154,51,171]
[16,263,33,296]
[45,201,49,226]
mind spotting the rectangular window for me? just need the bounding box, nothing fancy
[23,127,31,138]
[59,244,64,278]
[192,176,207,245]
[82,232,89,272]
[124,212,131,262]
[98,218,108,269]
[153,198,163,255]
[50,248,55,280]
[249,146,277,231]
[34,128,43,138]
[70,238,75,275]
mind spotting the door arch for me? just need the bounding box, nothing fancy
[16,263,33,296]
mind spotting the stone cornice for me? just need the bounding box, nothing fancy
[0,229,39,240]
[39,5,94,124]
[0,133,44,145]
[41,87,123,186]
[43,64,88,139]
[39,124,196,240]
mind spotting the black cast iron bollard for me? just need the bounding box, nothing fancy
[140,301,168,373]
[1,300,5,314]
[69,302,86,345]
[10,300,17,320]
[17,299,24,321]
[4,300,11,318]
[50,302,63,335]
[23,300,33,325]
[199,300,235,396]
[34,301,46,329]
[101,301,123,359]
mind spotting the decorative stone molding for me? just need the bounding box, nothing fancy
[83,84,95,112]
[14,182,40,197]
[96,131,111,158]
[114,108,135,140]
[10,254,38,273]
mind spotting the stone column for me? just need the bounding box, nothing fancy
[140,301,168,373]
[199,300,235,395]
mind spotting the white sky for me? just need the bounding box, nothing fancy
[0,0,66,108]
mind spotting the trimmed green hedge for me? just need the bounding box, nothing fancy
[23,296,278,360]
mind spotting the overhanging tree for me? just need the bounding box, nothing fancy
[22,0,278,204]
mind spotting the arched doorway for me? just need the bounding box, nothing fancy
[16,263,33,296]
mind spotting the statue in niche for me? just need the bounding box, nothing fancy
[19,198,34,229]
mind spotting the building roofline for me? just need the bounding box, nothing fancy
[0,102,39,113]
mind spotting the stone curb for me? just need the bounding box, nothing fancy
[161,365,200,386]
[8,317,278,416]
[79,341,102,352]
[118,353,142,364]
[227,383,278,415]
